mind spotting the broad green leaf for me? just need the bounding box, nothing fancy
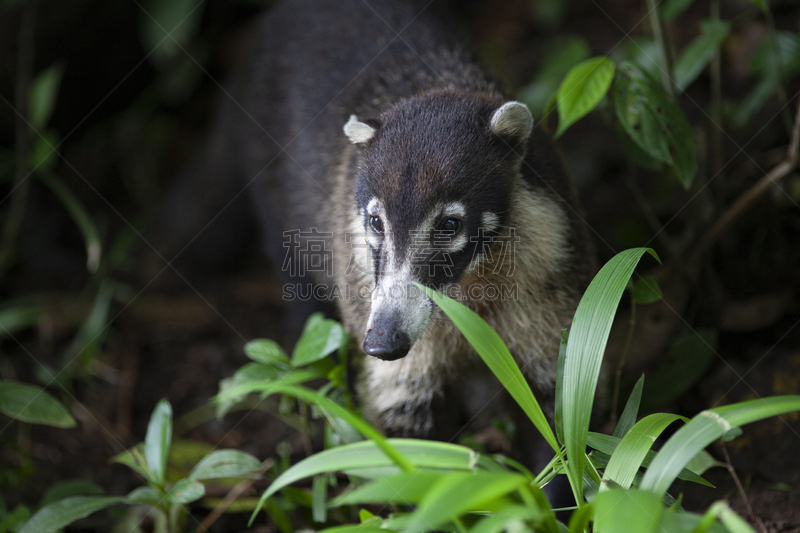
[40,479,104,507]
[39,173,102,272]
[631,276,662,305]
[188,449,261,480]
[562,248,659,501]
[292,314,346,366]
[166,479,204,504]
[244,339,290,366]
[331,470,444,506]
[0,306,40,336]
[0,504,30,532]
[661,0,695,20]
[0,381,75,428]
[673,19,731,92]
[127,486,161,506]
[556,57,616,137]
[28,63,64,130]
[112,445,152,482]
[19,496,128,533]
[215,362,289,419]
[144,399,172,485]
[403,471,530,533]
[685,449,724,476]
[594,488,663,533]
[414,283,558,452]
[613,62,697,188]
[641,395,800,495]
[601,413,685,490]
[613,374,645,438]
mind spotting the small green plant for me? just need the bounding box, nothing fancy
[214,248,800,532]
[16,398,262,533]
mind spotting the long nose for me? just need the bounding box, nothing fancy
[363,312,412,361]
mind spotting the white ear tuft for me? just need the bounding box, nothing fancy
[343,115,376,144]
[490,101,533,144]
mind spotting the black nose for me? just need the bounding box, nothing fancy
[363,327,412,361]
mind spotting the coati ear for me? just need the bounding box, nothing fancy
[490,101,533,145]
[344,115,377,144]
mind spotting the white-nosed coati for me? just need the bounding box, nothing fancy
[174,0,593,486]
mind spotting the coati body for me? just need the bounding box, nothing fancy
[216,0,592,467]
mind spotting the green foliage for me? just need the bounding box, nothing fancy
[0,381,75,428]
[673,19,731,92]
[555,57,615,137]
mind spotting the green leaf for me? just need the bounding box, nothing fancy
[594,488,663,533]
[0,381,75,428]
[244,339,290,366]
[471,505,544,533]
[631,276,662,305]
[673,19,731,92]
[554,328,568,444]
[292,314,347,366]
[562,248,659,501]
[556,57,616,137]
[601,413,686,490]
[188,449,261,480]
[311,474,327,523]
[587,432,712,486]
[661,0,695,20]
[685,450,725,476]
[29,129,60,174]
[640,395,800,495]
[613,374,645,438]
[126,486,161,506]
[112,445,155,483]
[18,496,128,533]
[403,471,530,533]
[264,439,472,502]
[332,470,444,506]
[28,63,64,131]
[166,479,204,504]
[414,283,558,452]
[0,504,30,532]
[613,61,697,188]
[39,479,104,507]
[0,306,40,337]
[144,399,172,485]
[316,526,386,533]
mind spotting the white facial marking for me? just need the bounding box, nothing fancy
[482,212,499,232]
[344,114,376,144]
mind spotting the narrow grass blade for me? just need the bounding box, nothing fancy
[601,413,685,490]
[19,496,129,533]
[640,395,800,495]
[414,283,557,452]
[563,248,658,501]
[594,488,663,533]
[613,374,645,438]
[555,329,568,444]
[332,470,444,506]
[402,471,529,533]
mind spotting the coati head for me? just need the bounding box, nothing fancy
[344,90,533,361]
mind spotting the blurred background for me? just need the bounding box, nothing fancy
[1,0,799,530]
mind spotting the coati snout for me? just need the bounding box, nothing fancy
[345,96,534,361]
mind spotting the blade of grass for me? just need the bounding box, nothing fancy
[640,395,800,495]
[613,374,645,438]
[562,248,659,502]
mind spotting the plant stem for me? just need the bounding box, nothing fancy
[721,444,768,533]
[646,0,675,99]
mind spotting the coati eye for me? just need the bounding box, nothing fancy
[369,215,384,235]
[438,217,462,234]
